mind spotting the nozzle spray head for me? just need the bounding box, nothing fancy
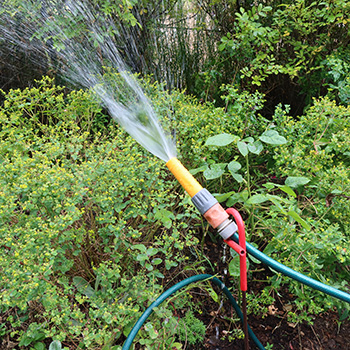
[166,157,237,239]
[166,157,203,197]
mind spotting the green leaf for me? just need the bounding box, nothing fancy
[152,258,162,265]
[287,210,311,230]
[49,341,62,350]
[246,194,269,204]
[266,194,290,204]
[226,194,241,207]
[228,160,241,173]
[340,309,349,322]
[228,256,240,277]
[277,185,297,198]
[247,140,264,154]
[189,165,208,175]
[263,242,275,256]
[34,343,45,350]
[73,277,95,298]
[123,321,134,337]
[203,163,226,180]
[266,196,287,214]
[227,190,249,206]
[242,137,254,143]
[214,191,236,203]
[229,253,249,277]
[146,247,158,257]
[145,263,154,271]
[259,130,287,145]
[205,133,238,146]
[144,322,158,339]
[285,176,310,188]
[207,287,219,303]
[232,173,244,183]
[132,244,147,253]
[237,141,248,156]
[263,182,275,190]
[154,271,165,279]
[248,254,261,265]
[154,209,175,229]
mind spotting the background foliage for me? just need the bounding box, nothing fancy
[2,0,350,114]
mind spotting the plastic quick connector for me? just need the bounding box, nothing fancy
[217,218,238,240]
[191,188,218,215]
[192,189,238,238]
[165,158,238,239]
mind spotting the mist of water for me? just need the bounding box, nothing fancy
[0,1,177,162]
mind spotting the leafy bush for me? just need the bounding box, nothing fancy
[198,93,350,324]
[0,77,202,349]
[323,52,350,105]
[177,310,206,346]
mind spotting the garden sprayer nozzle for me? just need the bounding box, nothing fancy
[166,157,203,197]
[166,157,237,239]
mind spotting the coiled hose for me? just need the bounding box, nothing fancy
[122,274,265,350]
[122,236,350,350]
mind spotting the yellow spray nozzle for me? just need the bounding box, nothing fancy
[166,157,203,198]
[166,157,238,239]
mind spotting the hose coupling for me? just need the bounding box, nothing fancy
[192,188,238,238]
[165,158,238,238]
[217,218,238,240]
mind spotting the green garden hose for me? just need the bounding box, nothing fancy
[233,233,350,304]
[122,240,350,350]
[122,274,265,350]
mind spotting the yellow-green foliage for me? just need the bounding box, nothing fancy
[0,77,202,349]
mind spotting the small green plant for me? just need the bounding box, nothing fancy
[323,53,350,105]
[191,129,310,233]
[177,310,206,346]
[265,342,274,350]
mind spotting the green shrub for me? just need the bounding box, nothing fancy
[1,75,349,349]
[192,93,350,324]
[0,77,201,349]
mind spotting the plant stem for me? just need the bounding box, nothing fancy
[245,155,251,197]
[245,154,255,231]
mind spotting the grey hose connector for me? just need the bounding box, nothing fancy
[217,218,238,240]
[191,188,218,214]
[191,189,238,239]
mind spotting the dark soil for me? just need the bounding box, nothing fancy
[196,241,350,350]
[202,303,350,350]
[203,308,350,350]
